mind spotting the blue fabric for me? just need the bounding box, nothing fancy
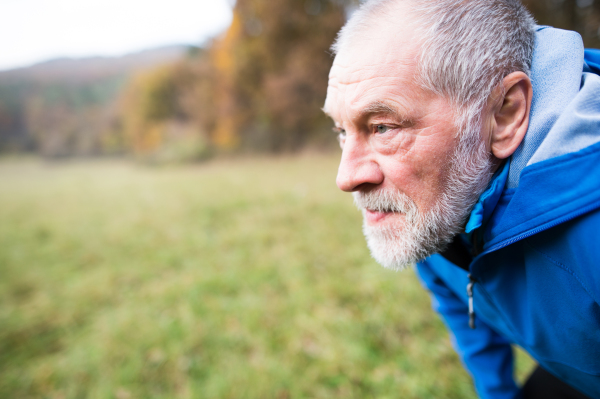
[507,26,583,189]
[417,257,523,399]
[416,27,600,399]
[465,160,510,234]
[584,49,600,74]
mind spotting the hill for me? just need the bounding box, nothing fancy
[0,45,187,156]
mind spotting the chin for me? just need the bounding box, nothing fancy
[363,228,419,270]
[356,196,450,271]
[362,219,445,271]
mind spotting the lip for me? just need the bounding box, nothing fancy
[364,209,394,223]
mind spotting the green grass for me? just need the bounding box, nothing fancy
[0,154,535,398]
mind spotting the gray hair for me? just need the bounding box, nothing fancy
[332,0,536,137]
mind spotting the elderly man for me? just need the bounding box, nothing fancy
[323,0,600,398]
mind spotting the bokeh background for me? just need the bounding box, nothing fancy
[0,0,598,398]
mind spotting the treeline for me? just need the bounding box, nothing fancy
[0,0,598,160]
[0,0,349,160]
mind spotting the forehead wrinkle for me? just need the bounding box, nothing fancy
[344,79,415,121]
[325,41,420,124]
[338,69,417,110]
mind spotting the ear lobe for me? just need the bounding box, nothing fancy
[490,72,532,159]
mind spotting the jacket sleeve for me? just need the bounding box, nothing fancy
[416,260,522,399]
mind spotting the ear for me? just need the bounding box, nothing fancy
[489,72,532,159]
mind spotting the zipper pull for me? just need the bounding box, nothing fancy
[467,274,476,329]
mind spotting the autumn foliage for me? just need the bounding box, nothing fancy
[116,0,348,157]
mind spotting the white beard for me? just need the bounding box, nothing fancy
[354,132,494,270]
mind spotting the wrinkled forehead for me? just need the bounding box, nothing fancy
[324,30,422,121]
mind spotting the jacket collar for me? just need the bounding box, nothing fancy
[467,27,600,251]
[464,160,510,235]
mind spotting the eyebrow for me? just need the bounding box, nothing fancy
[360,101,402,118]
[323,100,410,125]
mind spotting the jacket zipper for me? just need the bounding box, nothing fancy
[467,274,476,329]
[465,230,481,329]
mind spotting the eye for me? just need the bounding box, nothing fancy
[375,124,390,134]
[333,126,346,136]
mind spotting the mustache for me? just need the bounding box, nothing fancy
[352,189,418,214]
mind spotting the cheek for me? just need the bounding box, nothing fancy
[415,144,455,180]
[378,138,457,210]
[378,157,431,203]
[371,131,416,156]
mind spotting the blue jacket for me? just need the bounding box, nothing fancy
[416,26,600,399]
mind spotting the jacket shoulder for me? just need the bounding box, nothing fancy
[523,207,600,304]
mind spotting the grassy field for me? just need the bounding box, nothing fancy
[0,154,534,398]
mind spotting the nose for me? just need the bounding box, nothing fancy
[336,135,384,192]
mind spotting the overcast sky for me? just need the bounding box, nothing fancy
[0,0,233,71]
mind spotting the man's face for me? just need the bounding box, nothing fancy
[324,26,493,268]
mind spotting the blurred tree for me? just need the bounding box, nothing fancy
[119,57,212,162]
[205,0,348,152]
[178,48,220,147]
[121,65,178,153]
